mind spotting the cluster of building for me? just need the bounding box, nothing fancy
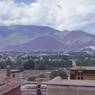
[1,64,95,95]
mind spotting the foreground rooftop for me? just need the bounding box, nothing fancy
[0,78,20,95]
[47,77,95,87]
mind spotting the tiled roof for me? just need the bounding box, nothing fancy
[0,78,20,95]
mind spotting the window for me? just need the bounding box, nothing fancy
[77,71,84,80]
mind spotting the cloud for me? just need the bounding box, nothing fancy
[0,0,95,33]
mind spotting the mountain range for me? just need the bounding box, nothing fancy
[0,25,95,52]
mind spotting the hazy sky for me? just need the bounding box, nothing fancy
[0,0,95,34]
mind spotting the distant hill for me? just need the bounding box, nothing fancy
[3,36,65,52]
[0,25,59,49]
[62,30,95,51]
[0,25,59,36]
[0,25,95,52]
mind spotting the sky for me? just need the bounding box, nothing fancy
[15,0,36,4]
[0,0,95,35]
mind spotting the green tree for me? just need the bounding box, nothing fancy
[28,76,36,81]
[50,70,68,79]
[24,60,35,70]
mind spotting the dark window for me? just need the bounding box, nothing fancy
[77,71,84,80]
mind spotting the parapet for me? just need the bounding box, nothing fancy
[46,77,95,95]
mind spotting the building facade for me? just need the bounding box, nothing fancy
[70,66,95,80]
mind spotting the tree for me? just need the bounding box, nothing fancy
[24,60,35,70]
[50,70,68,79]
[38,74,47,78]
[28,76,36,81]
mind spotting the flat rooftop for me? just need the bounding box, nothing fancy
[71,66,95,70]
[47,77,95,87]
[0,78,20,95]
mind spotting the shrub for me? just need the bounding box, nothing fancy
[38,74,47,78]
[27,76,36,81]
[50,70,68,79]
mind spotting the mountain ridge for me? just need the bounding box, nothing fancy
[0,25,95,52]
[3,35,66,52]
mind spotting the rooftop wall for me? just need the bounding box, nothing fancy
[0,78,21,95]
[47,84,95,95]
[47,79,95,95]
